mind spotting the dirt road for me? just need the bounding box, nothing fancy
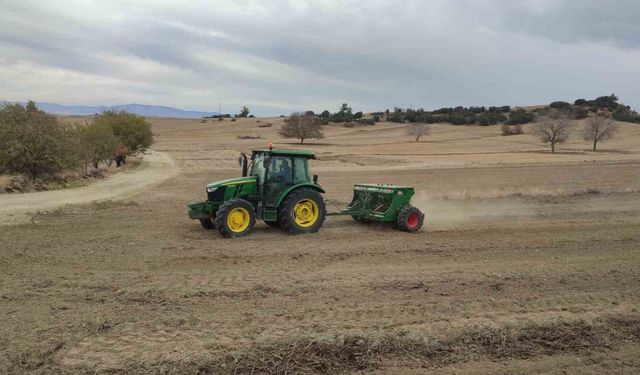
[0,151,178,225]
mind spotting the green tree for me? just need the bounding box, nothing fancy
[239,106,250,118]
[0,101,80,178]
[94,110,153,153]
[80,121,119,170]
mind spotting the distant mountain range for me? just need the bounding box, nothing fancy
[1,101,218,118]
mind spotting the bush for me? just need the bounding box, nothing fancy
[550,101,571,109]
[79,121,119,170]
[372,114,381,122]
[574,98,588,106]
[94,110,153,153]
[589,94,619,110]
[612,107,640,123]
[356,118,376,126]
[507,108,534,125]
[501,124,523,136]
[573,108,589,119]
[0,101,80,178]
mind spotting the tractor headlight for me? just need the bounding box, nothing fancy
[206,186,217,193]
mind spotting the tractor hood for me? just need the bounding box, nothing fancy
[206,176,256,191]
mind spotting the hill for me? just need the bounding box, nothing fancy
[0,101,217,118]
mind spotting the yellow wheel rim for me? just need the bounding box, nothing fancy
[293,199,319,228]
[227,207,250,233]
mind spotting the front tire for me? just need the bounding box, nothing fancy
[200,218,214,229]
[278,188,326,234]
[215,199,256,238]
[396,206,424,232]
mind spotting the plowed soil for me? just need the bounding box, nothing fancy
[1,117,640,374]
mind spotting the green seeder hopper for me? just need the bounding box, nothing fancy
[187,148,424,238]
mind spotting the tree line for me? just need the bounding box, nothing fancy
[383,94,640,126]
[0,101,154,179]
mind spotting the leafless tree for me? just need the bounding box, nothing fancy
[279,111,323,144]
[583,115,618,151]
[533,109,572,153]
[407,123,429,142]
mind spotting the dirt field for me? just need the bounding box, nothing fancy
[1,117,640,374]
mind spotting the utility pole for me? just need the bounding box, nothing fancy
[218,102,221,116]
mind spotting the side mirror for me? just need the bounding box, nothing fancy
[313,174,318,184]
[239,153,248,176]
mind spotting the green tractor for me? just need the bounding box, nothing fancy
[188,148,326,237]
[188,148,425,237]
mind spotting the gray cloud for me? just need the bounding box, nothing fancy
[1,0,639,115]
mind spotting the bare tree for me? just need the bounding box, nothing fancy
[279,111,323,144]
[407,123,429,142]
[533,109,572,153]
[583,115,618,151]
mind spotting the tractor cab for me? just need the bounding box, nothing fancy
[188,148,326,237]
[244,149,318,207]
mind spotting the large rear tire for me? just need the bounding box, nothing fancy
[215,199,256,238]
[278,188,326,235]
[396,206,424,232]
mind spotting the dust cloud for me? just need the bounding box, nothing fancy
[412,190,533,230]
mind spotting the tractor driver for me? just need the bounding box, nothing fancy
[276,159,292,182]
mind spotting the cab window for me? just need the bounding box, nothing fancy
[268,156,293,184]
[250,153,266,182]
[293,158,310,184]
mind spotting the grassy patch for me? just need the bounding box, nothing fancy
[92,315,640,374]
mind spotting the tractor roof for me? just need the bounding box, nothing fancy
[252,149,316,158]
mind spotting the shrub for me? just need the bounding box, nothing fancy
[478,114,491,126]
[589,94,619,110]
[612,107,640,123]
[372,114,381,122]
[356,118,376,126]
[79,121,119,170]
[0,101,80,178]
[507,108,534,125]
[94,110,153,153]
[573,108,589,119]
[550,101,571,109]
[574,98,588,106]
[501,124,524,136]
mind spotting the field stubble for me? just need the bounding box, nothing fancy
[1,116,640,373]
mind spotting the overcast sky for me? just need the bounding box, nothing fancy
[1,0,639,115]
